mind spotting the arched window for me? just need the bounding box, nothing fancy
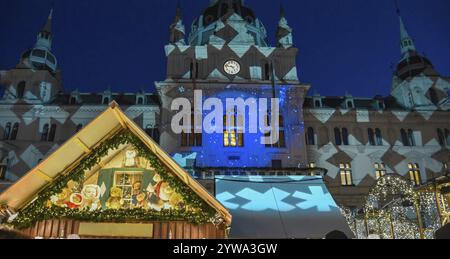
[69,97,77,104]
[347,101,354,109]
[76,124,83,133]
[137,97,144,105]
[0,160,6,180]
[408,129,416,146]
[17,81,26,99]
[314,100,322,108]
[375,128,383,146]
[48,124,57,142]
[437,129,445,146]
[408,163,422,186]
[41,124,49,141]
[264,62,271,80]
[102,97,110,105]
[3,122,11,140]
[10,123,19,140]
[368,128,375,146]
[181,113,202,147]
[306,127,315,146]
[400,129,409,146]
[224,107,244,148]
[189,61,194,79]
[342,128,349,146]
[334,128,342,146]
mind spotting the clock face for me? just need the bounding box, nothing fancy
[224,60,241,75]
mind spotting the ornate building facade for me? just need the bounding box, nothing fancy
[0,0,449,210]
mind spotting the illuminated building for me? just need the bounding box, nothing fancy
[0,0,449,227]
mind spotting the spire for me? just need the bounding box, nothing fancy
[42,8,53,33]
[280,3,285,18]
[36,8,53,50]
[276,3,293,48]
[395,1,416,57]
[169,2,186,46]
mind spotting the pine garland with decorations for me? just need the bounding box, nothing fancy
[10,130,217,229]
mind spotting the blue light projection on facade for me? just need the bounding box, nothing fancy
[171,86,300,169]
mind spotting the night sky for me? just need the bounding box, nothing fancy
[0,0,449,97]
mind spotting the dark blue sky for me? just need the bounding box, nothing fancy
[0,0,449,97]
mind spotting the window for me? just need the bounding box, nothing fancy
[265,115,286,148]
[375,128,383,146]
[314,99,322,108]
[17,81,26,99]
[342,128,349,146]
[308,162,317,176]
[334,128,342,146]
[347,101,354,109]
[264,62,271,80]
[374,163,387,180]
[136,97,144,105]
[0,164,6,180]
[114,172,143,209]
[181,114,202,147]
[437,129,445,146]
[48,124,57,142]
[189,62,194,79]
[76,124,83,133]
[408,163,422,186]
[69,96,77,104]
[340,163,353,186]
[306,127,315,145]
[102,97,110,105]
[408,129,416,146]
[224,108,243,147]
[41,124,49,141]
[3,122,11,140]
[10,123,19,140]
[368,128,376,146]
[401,128,416,146]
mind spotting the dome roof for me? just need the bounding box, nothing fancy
[199,0,256,27]
[189,0,268,46]
[20,47,58,73]
[395,51,437,80]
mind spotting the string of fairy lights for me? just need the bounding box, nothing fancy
[341,174,442,239]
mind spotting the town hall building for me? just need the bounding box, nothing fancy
[0,0,449,213]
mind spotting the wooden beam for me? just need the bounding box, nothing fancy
[73,137,90,153]
[35,170,52,182]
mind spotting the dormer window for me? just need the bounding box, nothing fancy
[346,100,354,109]
[103,97,110,105]
[136,96,144,105]
[314,100,322,108]
[377,100,385,110]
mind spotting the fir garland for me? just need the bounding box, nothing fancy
[11,130,217,229]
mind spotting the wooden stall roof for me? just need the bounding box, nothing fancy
[0,101,231,225]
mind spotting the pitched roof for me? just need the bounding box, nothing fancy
[0,101,231,224]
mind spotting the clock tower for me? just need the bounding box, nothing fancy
[156,1,310,173]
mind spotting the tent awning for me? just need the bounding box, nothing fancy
[215,176,354,239]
